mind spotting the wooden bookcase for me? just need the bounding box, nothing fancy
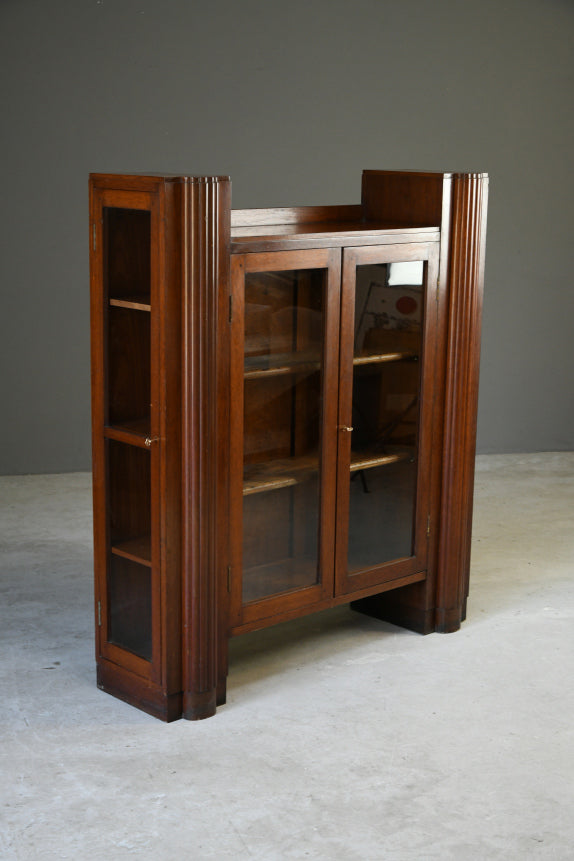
[89,170,488,721]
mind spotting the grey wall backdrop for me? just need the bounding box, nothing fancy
[1,0,573,474]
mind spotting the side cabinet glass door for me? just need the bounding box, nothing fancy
[230,249,341,627]
[335,242,440,594]
[91,190,161,684]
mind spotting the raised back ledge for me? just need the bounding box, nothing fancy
[230,204,363,228]
[230,201,440,244]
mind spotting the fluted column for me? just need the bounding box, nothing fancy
[181,176,231,719]
[436,173,489,631]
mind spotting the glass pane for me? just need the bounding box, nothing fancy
[107,306,151,425]
[104,207,151,426]
[242,269,324,603]
[107,441,152,660]
[104,207,151,303]
[348,261,424,573]
[108,556,152,660]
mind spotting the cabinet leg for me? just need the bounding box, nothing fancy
[435,605,464,633]
[216,676,227,707]
[183,688,217,721]
[351,583,436,635]
[352,587,467,635]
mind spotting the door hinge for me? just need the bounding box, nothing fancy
[92,223,97,252]
[227,565,232,592]
[426,514,431,538]
[229,295,233,323]
[97,601,102,626]
[436,278,440,303]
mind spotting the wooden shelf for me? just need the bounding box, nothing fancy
[243,447,413,496]
[244,352,321,380]
[243,557,318,604]
[109,295,151,312]
[104,419,151,448]
[350,448,413,472]
[243,454,319,496]
[111,536,152,567]
[353,351,418,367]
[243,350,417,380]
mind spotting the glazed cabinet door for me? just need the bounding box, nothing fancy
[229,249,341,627]
[335,242,440,594]
[91,190,160,684]
[90,179,182,720]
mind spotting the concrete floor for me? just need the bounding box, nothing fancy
[1,453,573,860]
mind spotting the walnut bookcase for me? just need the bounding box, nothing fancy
[89,169,488,721]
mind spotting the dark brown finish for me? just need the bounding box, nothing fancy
[181,176,231,720]
[231,205,363,226]
[334,242,439,596]
[352,171,488,633]
[436,173,489,630]
[229,248,341,630]
[231,224,439,254]
[361,169,447,227]
[90,174,192,720]
[90,169,488,721]
[107,305,151,425]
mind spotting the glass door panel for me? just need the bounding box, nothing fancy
[349,261,423,572]
[96,193,158,681]
[242,267,324,603]
[336,245,438,592]
[107,440,152,660]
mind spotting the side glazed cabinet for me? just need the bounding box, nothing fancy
[89,170,488,721]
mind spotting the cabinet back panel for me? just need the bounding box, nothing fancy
[104,208,151,300]
[107,306,151,425]
[347,460,417,572]
[108,441,151,543]
[108,556,152,661]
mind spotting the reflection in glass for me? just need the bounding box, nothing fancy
[348,261,424,573]
[109,556,152,660]
[104,207,151,302]
[242,269,324,603]
[107,440,152,659]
